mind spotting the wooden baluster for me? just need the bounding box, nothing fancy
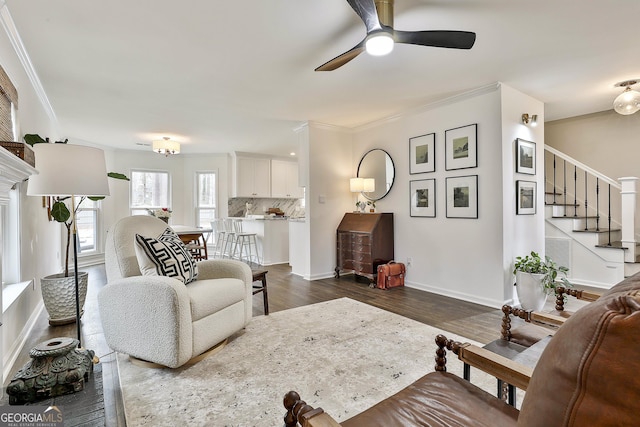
[501,304,513,341]
[284,391,318,427]
[574,165,578,217]
[584,171,588,228]
[596,178,600,231]
[608,184,612,246]
[563,160,567,216]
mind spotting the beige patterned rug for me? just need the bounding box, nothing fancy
[117,298,505,426]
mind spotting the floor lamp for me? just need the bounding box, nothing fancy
[8,144,110,404]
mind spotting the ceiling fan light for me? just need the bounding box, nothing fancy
[613,86,640,115]
[365,33,394,56]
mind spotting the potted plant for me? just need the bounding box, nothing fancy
[513,251,572,310]
[367,200,376,212]
[355,200,366,213]
[26,134,129,324]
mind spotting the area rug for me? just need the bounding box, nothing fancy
[117,298,503,426]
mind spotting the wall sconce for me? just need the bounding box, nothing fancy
[521,113,538,127]
[613,80,640,116]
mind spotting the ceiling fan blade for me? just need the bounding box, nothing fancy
[315,41,365,71]
[347,0,382,33]
[394,30,476,49]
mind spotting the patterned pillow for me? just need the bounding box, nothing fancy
[134,228,199,284]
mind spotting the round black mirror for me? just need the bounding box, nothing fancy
[357,149,395,201]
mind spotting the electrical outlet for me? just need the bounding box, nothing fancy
[407,257,412,266]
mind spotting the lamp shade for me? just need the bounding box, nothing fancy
[27,144,110,197]
[350,177,364,192]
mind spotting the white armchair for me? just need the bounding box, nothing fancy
[98,215,252,368]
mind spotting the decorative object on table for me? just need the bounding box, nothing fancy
[148,207,172,223]
[516,180,537,215]
[409,132,435,174]
[410,179,436,217]
[513,251,572,310]
[376,261,405,290]
[245,202,253,217]
[445,123,477,170]
[515,138,536,175]
[445,175,478,218]
[355,200,366,213]
[26,137,129,326]
[6,337,95,404]
[367,200,376,212]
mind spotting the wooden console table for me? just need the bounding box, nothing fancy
[335,212,394,283]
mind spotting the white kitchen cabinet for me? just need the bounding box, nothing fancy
[271,159,304,198]
[236,157,271,197]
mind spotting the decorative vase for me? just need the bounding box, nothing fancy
[40,271,89,325]
[515,271,547,310]
[159,217,169,223]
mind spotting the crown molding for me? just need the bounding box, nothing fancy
[353,82,501,133]
[0,4,57,125]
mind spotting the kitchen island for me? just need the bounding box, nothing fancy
[239,216,289,265]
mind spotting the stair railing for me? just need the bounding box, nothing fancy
[544,146,638,262]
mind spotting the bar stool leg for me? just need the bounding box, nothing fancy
[261,273,269,315]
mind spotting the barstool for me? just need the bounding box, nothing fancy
[222,218,237,258]
[210,219,226,258]
[231,219,261,265]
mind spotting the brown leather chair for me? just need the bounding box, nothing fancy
[284,273,640,427]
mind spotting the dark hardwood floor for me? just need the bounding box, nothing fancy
[2,262,505,426]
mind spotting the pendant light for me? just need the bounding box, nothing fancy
[613,80,640,115]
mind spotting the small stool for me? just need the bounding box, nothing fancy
[252,269,269,315]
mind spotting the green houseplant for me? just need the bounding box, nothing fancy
[26,134,129,324]
[513,251,572,310]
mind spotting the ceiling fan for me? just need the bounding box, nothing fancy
[316,0,476,71]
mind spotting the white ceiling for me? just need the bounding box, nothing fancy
[5,0,640,157]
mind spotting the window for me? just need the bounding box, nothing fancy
[195,172,216,228]
[1,185,20,287]
[75,197,99,253]
[130,170,171,215]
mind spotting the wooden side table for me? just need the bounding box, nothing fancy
[251,269,269,315]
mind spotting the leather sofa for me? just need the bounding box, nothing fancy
[284,273,640,426]
[98,215,252,368]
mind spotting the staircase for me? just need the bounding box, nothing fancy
[544,146,640,289]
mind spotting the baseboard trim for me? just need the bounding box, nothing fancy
[3,301,45,383]
[405,281,509,309]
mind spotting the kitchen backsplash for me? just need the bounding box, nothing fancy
[228,198,305,218]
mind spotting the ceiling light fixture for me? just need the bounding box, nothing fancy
[152,137,180,156]
[365,32,394,56]
[521,113,538,127]
[613,80,640,115]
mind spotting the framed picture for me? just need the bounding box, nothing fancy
[445,123,477,170]
[410,179,436,217]
[446,175,478,218]
[516,180,537,215]
[409,133,435,174]
[515,138,536,175]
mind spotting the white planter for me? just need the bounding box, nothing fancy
[40,271,88,325]
[515,271,547,311]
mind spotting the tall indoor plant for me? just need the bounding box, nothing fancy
[26,134,129,324]
[513,251,572,310]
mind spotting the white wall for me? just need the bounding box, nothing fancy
[344,84,544,307]
[0,8,61,380]
[500,85,546,301]
[106,151,230,232]
[307,123,353,279]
